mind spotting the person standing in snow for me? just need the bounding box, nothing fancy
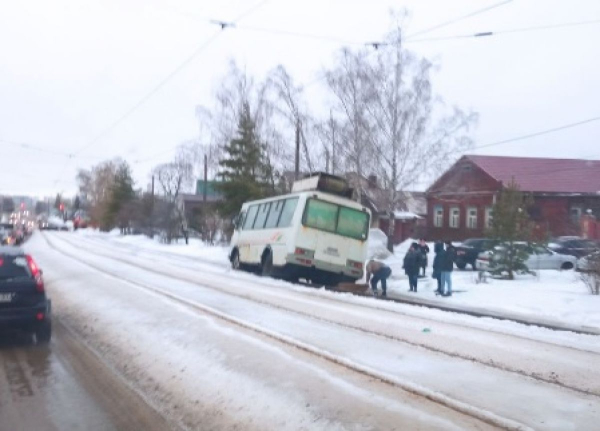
[366,259,392,297]
[403,242,422,292]
[432,241,445,295]
[418,238,430,277]
[440,240,456,297]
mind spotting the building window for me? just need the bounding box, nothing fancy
[450,207,460,228]
[570,207,582,223]
[485,207,493,229]
[434,205,443,227]
[467,207,478,229]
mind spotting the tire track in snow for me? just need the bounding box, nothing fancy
[45,232,600,398]
[41,232,532,431]
[70,232,600,339]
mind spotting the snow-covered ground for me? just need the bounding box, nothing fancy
[27,232,600,430]
[380,238,600,330]
[25,231,600,430]
[73,228,600,331]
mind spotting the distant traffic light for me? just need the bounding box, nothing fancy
[59,203,64,211]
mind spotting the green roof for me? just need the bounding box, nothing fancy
[195,180,222,197]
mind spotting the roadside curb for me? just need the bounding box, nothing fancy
[378,292,600,336]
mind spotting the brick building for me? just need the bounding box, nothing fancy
[426,155,600,241]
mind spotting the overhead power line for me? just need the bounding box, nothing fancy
[301,1,514,89]
[409,18,600,43]
[52,0,271,187]
[406,0,513,39]
[473,116,600,151]
[0,138,102,160]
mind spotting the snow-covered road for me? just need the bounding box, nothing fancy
[25,232,600,430]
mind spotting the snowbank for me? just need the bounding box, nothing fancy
[70,229,599,329]
[380,242,600,330]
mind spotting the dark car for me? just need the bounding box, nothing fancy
[0,223,15,245]
[0,247,51,343]
[454,238,499,270]
[548,237,600,259]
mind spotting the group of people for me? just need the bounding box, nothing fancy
[366,239,456,297]
[403,239,456,296]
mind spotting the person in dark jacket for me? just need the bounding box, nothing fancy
[418,238,430,277]
[403,242,422,292]
[432,241,445,295]
[440,240,456,296]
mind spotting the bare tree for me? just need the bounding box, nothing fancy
[313,111,341,175]
[152,155,193,243]
[363,29,476,250]
[198,61,297,189]
[193,106,223,181]
[325,48,375,198]
[269,65,316,176]
[580,254,600,295]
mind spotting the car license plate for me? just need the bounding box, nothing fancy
[0,293,14,303]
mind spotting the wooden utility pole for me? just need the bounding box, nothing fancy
[295,119,300,180]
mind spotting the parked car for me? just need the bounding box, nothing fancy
[477,243,577,272]
[0,223,16,245]
[547,237,599,259]
[454,238,499,270]
[577,251,600,272]
[0,247,51,343]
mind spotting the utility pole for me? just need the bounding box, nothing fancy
[203,154,208,202]
[295,119,300,180]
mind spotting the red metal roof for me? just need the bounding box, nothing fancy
[466,155,600,194]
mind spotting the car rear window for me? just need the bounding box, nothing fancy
[0,255,30,280]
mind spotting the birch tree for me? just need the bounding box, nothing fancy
[269,65,315,177]
[152,155,193,243]
[197,60,284,187]
[364,30,476,251]
[325,48,375,200]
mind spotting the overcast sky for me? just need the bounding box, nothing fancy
[1,0,599,198]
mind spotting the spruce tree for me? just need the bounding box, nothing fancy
[217,104,274,216]
[104,162,135,230]
[486,179,535,279]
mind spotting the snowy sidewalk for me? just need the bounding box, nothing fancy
[382,288,600,336]
[70,229,600,333]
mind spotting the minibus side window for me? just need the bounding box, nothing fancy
[243,205,259,230]
[253,203,271,230]
[278,198,299,228]
[265,200,284,229]
[235,210,246,230]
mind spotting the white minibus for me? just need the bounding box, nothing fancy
[229,174,371,285]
